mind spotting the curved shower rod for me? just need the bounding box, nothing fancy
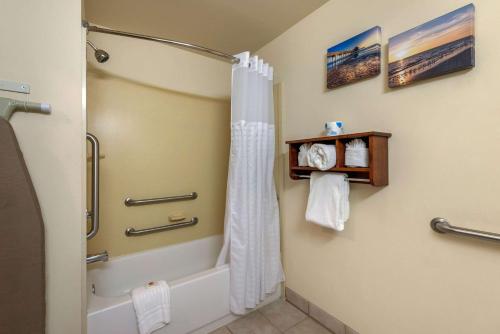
[82,21,240,64]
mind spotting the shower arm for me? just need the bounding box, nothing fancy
[82,21,240,64]
[0,97,51,121]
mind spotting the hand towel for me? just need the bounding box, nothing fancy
[305,172,349,231]
[298,143,311,166]
[307,144,336,170]
[131,280,171,334]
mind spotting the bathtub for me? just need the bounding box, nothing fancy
[87,235,281,334]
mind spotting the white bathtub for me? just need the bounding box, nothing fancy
[87,235,281,334]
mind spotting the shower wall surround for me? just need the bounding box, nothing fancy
[257,0,500,333]
[87,70,230,256]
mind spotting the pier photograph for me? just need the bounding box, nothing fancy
[388,4,475,88]
[327,26,381,89]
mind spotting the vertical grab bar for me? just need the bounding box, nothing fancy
[86,133,100,240]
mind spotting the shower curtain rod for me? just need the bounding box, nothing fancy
[82,21,240,64]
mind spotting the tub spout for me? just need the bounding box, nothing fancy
[86,250,109,264]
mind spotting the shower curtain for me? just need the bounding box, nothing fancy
[216,52,284,314]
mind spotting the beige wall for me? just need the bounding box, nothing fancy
[0,1,86,333]
[87,70,230,256]
[258,1,500,333]
[85,25,232,99]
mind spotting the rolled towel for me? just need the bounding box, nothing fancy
[305,172,350,231]
[298,143,311,166]
[307,144,336,170]
[131,280,171,334]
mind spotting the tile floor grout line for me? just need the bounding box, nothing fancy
[258,300,309,333]
[268,315,285,333]
[283,317,311,333]
[257,307,282,332]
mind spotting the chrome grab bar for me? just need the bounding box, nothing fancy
[86,133,100,240]
[86,251,109,264]
[125,217,199,237]
[431,217,500,243]
[124,192,198,207]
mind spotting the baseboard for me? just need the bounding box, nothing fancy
[285,287,360,334]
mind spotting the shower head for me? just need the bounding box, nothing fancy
[86,40,110,63]
[94,49,110,63]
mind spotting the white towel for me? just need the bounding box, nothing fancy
[345,139,369,167]
[305,172,349,231]
[298,143,311,166]
[307,144,336,170]
[131,280,171,334]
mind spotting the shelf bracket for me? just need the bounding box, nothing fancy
[0,80,30,94]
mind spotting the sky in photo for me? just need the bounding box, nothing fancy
[388,4,474,63]
[328,26,381,54]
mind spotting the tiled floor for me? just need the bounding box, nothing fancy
[210,300,333,334]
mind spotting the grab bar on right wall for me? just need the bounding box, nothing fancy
[125,217,199,237]
[430,217,500,243]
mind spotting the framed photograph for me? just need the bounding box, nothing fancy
[388,4,475,88]
[327,26,382,89]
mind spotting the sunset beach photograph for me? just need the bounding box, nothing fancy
[327,26,381,89]
[388,4,475,88]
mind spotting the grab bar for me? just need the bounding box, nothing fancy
[86,133,100,240]
[124,192,198,207]
[125,217,199,236]
[430,217,500,243]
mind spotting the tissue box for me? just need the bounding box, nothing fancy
[345,147,369,167]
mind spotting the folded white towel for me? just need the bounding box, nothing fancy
[307,144,336,170]
[345,139,369,167]
[131,280,171,334]
[298,143,311,166]
[305,172,349,231]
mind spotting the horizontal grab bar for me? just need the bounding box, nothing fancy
[125,217,199,237]
[124,192,198,207]
[430,217,500,243]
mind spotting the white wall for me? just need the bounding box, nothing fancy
[0,1,86,333]
[258,0,500,333]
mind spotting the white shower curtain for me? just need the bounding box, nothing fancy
[216,52,284,314]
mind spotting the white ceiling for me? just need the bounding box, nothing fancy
[84,0,329,54]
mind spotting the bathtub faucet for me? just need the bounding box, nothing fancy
[86,250,109,264]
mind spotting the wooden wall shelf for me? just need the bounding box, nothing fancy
[286,131,391,186]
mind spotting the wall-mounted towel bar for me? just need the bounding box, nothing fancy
[124,192,198,207]
[125,217,199,236]
[295,174,371,183]
[431,217,500,243]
